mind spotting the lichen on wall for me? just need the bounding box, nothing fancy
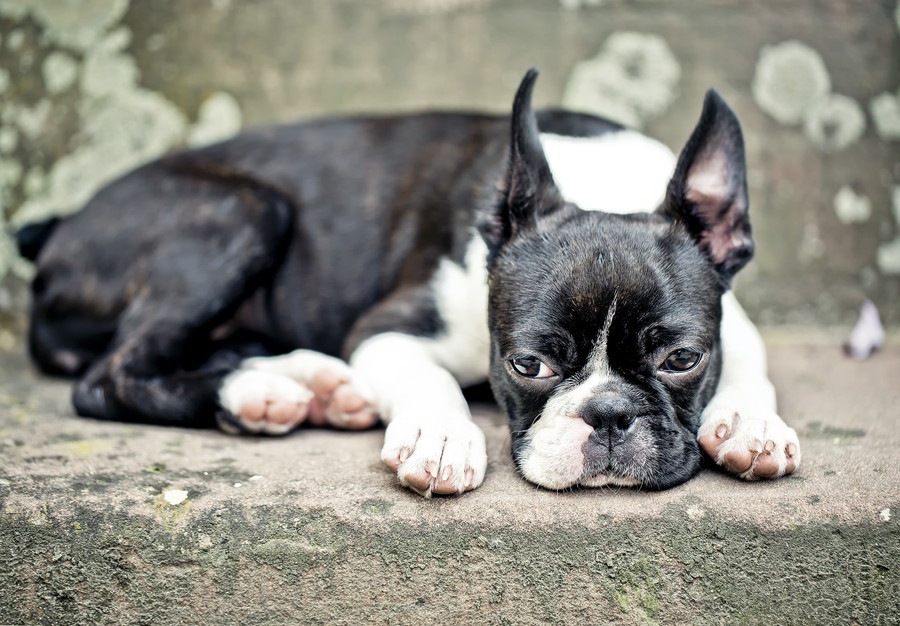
[0,1,897,329]
[803,94,865,152]
[870,88,900,141]
[750,36,896,309]
[0,0,243,317]
[833,186,871,225]
[753,41,831,126]
[562,32,680,129]
[753,40,865,153]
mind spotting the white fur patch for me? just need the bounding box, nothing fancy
[242,349,354,381]
[516,371,613,489]
[428,235,491,386]
[343,236,492,496]
[540,130,676,213]
[350,333,471,421]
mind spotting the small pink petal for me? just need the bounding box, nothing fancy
[843,299,885,360]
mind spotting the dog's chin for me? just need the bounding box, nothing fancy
[520,460,698,492]
[517,460,646,491]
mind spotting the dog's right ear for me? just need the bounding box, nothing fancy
[481,69,564,256]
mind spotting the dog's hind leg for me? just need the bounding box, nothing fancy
[71,183,292,427]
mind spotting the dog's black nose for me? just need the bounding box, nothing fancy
[581,395,635,433]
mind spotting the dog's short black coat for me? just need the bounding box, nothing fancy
[19,87,622,422]
[19,70,755,491]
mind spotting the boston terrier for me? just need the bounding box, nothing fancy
[17,70,800,496]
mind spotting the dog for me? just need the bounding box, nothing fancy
[17,70,800,496]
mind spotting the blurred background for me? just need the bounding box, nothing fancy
[0,0,897,343]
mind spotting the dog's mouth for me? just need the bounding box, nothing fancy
[578,467,642,488]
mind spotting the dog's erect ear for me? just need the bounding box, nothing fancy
[661,89,753,283]
[481,69,564,254]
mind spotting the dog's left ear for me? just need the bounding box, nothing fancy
[481,69,565,257]
[661,89,753,283]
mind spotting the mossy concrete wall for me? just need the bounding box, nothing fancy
[0,0,898,331]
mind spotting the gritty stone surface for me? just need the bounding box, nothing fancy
[1,339,898,625]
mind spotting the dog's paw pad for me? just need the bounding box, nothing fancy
[698,404,800,480]
[218,370,313,435]
[381,418,486,497]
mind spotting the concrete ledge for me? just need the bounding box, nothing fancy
[1,343,898,625]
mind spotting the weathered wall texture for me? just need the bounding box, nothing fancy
[0,0,898,330]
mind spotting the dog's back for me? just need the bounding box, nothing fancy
[23,109,625,381]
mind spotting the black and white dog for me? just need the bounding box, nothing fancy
[18,70,800,496]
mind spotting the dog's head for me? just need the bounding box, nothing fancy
[481,70,753,490]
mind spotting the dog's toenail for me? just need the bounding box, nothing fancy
[786,443,796,458]
[750,439,763,453]
[398,448,410,463]
[441,466,452,481]
[464,468,474,487]
[715,424,728,438]
[764,440,775,452]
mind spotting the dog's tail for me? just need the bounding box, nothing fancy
[15,217,61,262]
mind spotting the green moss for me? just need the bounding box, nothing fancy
[0,496,898,625]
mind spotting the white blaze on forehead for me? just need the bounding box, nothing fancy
[540,130,676,214]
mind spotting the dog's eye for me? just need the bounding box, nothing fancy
[510,355,556,379]
[661,348,703,373]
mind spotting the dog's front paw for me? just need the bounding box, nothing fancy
[218,370,314,435]
[699,400,800,480]
[381,418,487,497]
[243,351,379,430]
[303,365,379,430]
